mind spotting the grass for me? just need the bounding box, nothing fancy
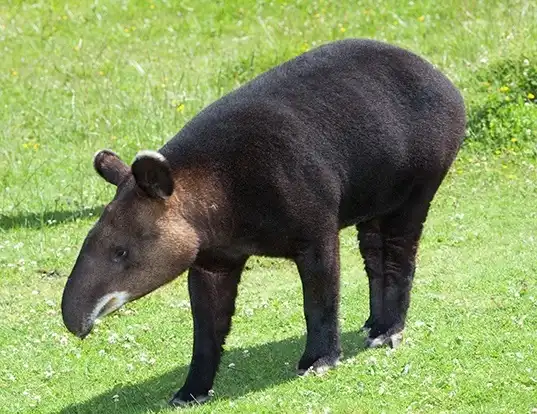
[1,0,536,413]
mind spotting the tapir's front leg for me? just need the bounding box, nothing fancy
[170,258,246,407]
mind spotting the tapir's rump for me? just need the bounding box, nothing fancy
[61,39,465,407]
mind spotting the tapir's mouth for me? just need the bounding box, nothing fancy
[78,291,131,338]
[97,296,121,318]
[93,291,130,320]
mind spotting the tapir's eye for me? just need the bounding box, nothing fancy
[113,248,128,262]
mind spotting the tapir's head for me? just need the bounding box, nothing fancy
[61,149,200,338]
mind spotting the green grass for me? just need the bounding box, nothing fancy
[1,0,537,413]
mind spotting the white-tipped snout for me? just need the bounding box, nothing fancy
[88,291,130,327]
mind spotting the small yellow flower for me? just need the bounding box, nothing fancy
[150,4,155,9]
[111,135,117,140]
[176,103,185,113]
[33,143,39,150]
[510,137,518,143]
[23,143,29,149]
[418,15,425,22]
[314,13,320,18]
[528,92,535,100]
[124,28,129,33]
[339,27,346,33]
[11,70,17,76]
[301,43,309,52]
[99,71,104,76]
[499,86,509,93]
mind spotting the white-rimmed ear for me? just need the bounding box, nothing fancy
[131,150,174,199]
[93,150,130,186]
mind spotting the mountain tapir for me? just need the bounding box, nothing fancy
[61,38,465,406]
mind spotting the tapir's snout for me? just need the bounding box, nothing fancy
[61,270,130,339]
[61,276,93,339]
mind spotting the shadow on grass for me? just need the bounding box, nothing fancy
[60,330,367,414]
[0,206,103,230]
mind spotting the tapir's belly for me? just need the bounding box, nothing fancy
[337,186,412,228]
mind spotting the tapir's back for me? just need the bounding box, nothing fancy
[240,38,464,165]
[162,39,465,230]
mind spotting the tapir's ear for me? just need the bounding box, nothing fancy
[131,150,174,199]
[93,150,130,186]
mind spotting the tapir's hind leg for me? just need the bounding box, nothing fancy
[357,219,384,334]
[359,181,441,348]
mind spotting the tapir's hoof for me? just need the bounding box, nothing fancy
[169,392,211,408]
[297,354,340,376]
[365,331,403,349]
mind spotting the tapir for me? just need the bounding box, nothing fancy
[61,38,466,406]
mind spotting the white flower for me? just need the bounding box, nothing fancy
[45,367,54,379]
[108,333,119,344]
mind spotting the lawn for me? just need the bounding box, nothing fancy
[1,0,537,413]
